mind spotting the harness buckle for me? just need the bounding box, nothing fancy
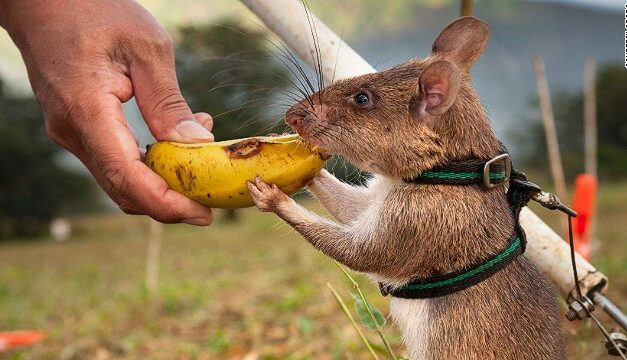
[483,154,511,189]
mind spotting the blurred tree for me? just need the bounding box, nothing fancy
[0,80,96,239]
[512,63,627,180]
[175,20,292,141]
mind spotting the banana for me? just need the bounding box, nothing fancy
[144,134,326,208]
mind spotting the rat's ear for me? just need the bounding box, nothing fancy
[431,16,490,68]
[413,60,461,118]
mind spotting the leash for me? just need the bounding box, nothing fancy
[564,215,627,359]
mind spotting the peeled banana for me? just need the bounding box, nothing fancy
[144,134,326,208]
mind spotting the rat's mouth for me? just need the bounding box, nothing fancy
[287,121,336,158]
[285,112,314,141]
[288,122,319,146]
[298,126,341,160]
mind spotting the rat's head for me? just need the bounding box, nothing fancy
[285,17,502,179]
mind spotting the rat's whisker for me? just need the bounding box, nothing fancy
[232,109,288,135]
[231,85,302,105]
[301,0,324,103]
[240,18,317,95]
[211,22,314,96]
[204,66,305,101]
[182,51,302,96]
[208,21,319,113]
[313,125,354,151]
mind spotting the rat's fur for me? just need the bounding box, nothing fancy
[247,17,565,359]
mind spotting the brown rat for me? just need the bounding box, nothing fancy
[247,16,565,359]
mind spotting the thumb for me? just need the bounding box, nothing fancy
[130,44,213,143]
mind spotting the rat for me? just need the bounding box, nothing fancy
[246,16,565,359]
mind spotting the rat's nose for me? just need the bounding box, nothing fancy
[285,110,300,127]
[285,104,310,131]
[285,102,328,133]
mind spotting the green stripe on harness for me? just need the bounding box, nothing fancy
[400,237,521,290]
[420,171,506,181]
[405,154,512,189]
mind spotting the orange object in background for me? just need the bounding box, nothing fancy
[571,174,597,259]
[0,331,46,351]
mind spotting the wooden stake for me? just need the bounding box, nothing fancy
[460,0,473,17]
[584,58,597,177]
[532,55,569,205]
[241,0,608,299]
[146,219,163,297]
[583,58,598,250]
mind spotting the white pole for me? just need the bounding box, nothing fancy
[240,0,608,298]
[146,219,163,298]
[533,55,569,231]
[241,0,374,82]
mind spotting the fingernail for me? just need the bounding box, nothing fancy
[182,217,211,226]
[176,120,214,140]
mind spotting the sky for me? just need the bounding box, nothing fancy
[530,0,623,11]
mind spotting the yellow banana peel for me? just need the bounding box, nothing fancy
[144,134,326,208]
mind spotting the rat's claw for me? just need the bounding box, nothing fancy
[254,176,268,190]
[248,177,290,212]
[246,180,260,195]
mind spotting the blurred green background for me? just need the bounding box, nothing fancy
[0,0,625,359]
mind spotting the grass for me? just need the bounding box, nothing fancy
[0,182,626,359]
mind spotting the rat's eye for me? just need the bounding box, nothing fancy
[354,92,369,105]
[350,89,375,110]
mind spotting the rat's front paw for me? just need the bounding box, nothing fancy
[247,176,291,212]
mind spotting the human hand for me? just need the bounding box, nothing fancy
[0,0,214,225]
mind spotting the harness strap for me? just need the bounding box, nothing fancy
[405,153,512,189]
[380,153,539,299]
[379,236,523,298]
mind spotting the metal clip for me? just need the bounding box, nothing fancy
[483,153,512,189]
[565,296,595,321]
[531,191,578,217]
[606,330,627,357]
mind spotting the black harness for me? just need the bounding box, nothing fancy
[379,152,542,299]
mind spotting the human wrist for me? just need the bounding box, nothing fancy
[0,0,29,41]
[0,0,14,28]
[0,0,53,42]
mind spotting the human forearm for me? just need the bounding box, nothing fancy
[0,0,47,39]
